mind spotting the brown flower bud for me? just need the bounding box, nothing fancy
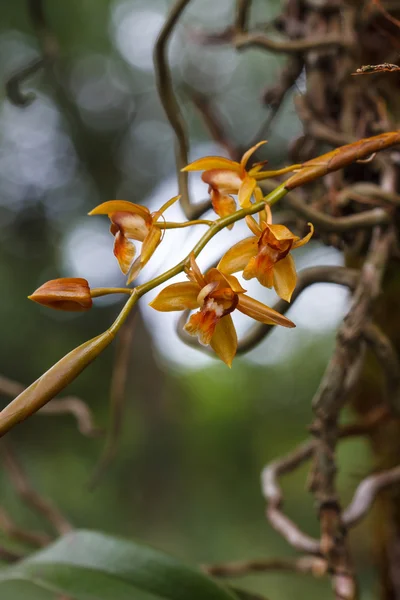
[28,278,93,312]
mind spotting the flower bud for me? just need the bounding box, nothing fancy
[28,278,93,312]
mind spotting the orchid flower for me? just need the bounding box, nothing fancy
[89,196,178,283]
[182,142,267,223]
[218,210,314,302]
[149,255,295,366]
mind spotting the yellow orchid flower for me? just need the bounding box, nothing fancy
[28,278,93,311]
[149,255,295,367]
[89,196,178,284]
[218,211,314,302]
[182,142,267,222]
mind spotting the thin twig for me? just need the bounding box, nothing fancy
[336,183,400,208]
[343,465,400,528]
[261,441,315,507]
[203,555,327,578]
[285,194,391,233]
[2,442,73,536]
[5,0,59,106]
[0,506,51,547]
[260,440,320,554]
[258,177,391,234]
[235,0,252,33]
[188,89,241,161]
[339,406,392,438]
[0,546,24,563]
[371,0,400,30]
[90,310,137,488]
[38,398,102,437]
[6,58,46,107]
[237,266,358,354]
[154,0,209,219]
[234,32,349,54]
[252,55,304,145]
[363,322,400,416]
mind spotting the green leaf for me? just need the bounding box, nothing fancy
[0,530,238,600]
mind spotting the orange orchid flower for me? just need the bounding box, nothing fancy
[149,255,295,367]
[89,196,178,283]
[28,278,93,311]
[218,210,314,302]
[182,142,267,222]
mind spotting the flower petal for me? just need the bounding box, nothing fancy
[240,141,267,169]
[203,169,243,192]
[156,194,181,216]
[218,238,258,275]
[242,255,274,288]
[140,227,162,266]
[114,232,136,274]
[126,225,162,283]
[253,186,264,203]
[237,294,295,328]
[126,256,142,285]
[259,204,272,226]
[149,282,200,311]
[197,281,219,306]
[184,310,218,345]
[210,189,236,228]
[273,254,297,302]
[204,268,246,295]
[223,274,246,294]
[112,212,149,241]
[245,215,261,236]
[238,175,256,207]
[210,314,238,367]
[182,157,241,172]
[89,200,150,220]
[267,223,297,242]
[292,222,314,248]
[186,254,206,288]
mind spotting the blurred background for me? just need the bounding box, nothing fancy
[0,1,375,598]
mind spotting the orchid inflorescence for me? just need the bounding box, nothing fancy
[29,142,311,367]
[3,131,397,438]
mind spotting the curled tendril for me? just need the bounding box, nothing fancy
[5,58,46,107]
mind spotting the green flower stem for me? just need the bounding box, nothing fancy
[253,164,302,180]
[91,288,133,298]
[155,219,213,229]
[108,291,139,337]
